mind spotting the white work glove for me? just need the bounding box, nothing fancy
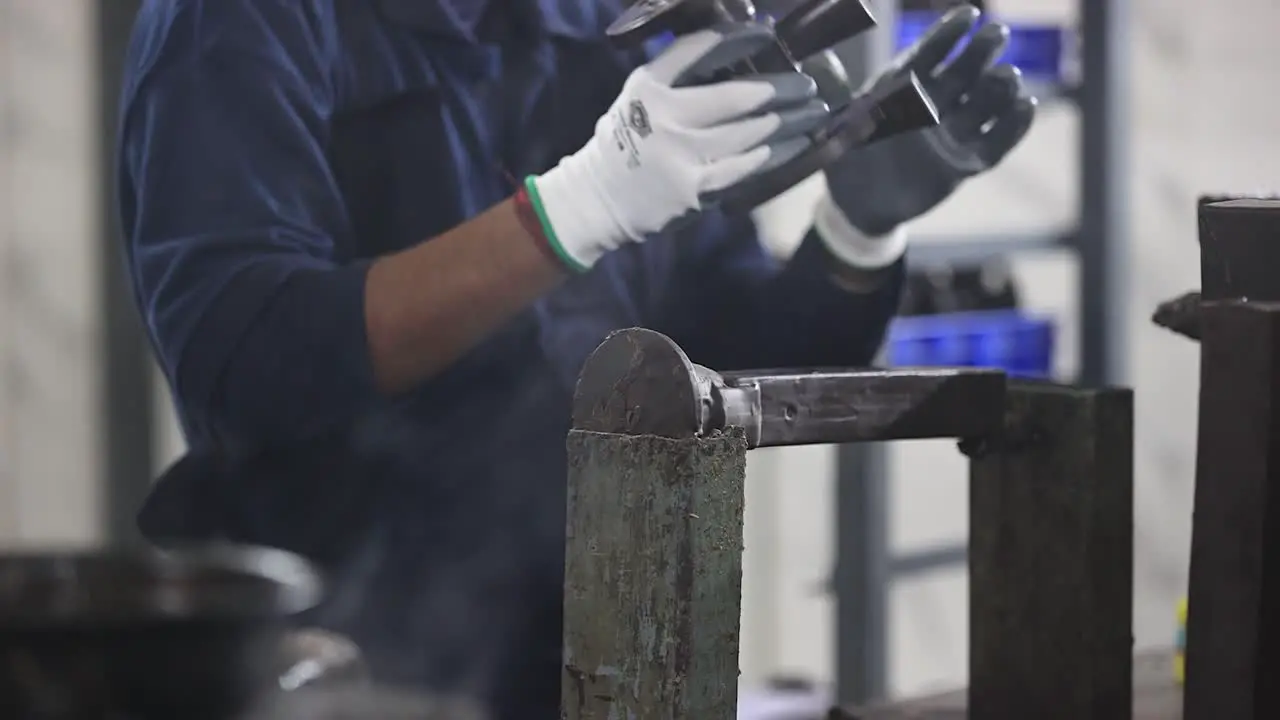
[527,23,827,273]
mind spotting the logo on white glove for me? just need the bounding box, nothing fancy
[611,99,652,170]
[628,100,652,138]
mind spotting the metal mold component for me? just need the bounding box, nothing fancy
[608,0,756,45]
[572,327,1004,448]
[606,0,935,211]
[720,70,938,212]
[567,327,1135,720]
[1180,198,1280,720]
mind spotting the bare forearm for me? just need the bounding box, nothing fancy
[364,197,566,393]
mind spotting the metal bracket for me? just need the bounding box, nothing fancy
[572,328,1007,447]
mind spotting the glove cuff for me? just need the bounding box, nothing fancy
[814,191,908,269]
[528,144,629,273]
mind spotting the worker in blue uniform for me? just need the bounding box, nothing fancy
[116,1,1034,717]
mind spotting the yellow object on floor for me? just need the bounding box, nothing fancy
[1174,596,1187,685]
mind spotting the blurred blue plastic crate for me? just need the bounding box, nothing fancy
[887,310,1055,378]
[896,12,1072,84]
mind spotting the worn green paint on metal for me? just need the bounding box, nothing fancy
[562,429,748,720]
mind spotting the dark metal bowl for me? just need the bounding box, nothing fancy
[0,544,323,719]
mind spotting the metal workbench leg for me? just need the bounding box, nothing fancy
[835,442,889,705]
[562,429,749,720]
[968,382,1134,720]
[1180,198,1280,720]
[1184,300,1280,720]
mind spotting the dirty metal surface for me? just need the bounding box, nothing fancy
[1184,300,1280,720]
[573,328,1005,447]
[968,382,1135,720]
[562,429,748,720]
[841,651,1181,719]
[572,328,706,441]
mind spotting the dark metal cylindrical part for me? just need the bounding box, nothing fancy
[719,367,1006,447]
[607,0,757,44]
[703,0,758,23]
[721,71,938,212]
[657,0,744,35]
[1198,198,1280,302]
[745,0,879,75]
[775,0,877,61]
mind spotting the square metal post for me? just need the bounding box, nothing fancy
[969,382,1134,719]
[562,429,748,720]
[1180,198,1280,720]
[1183,300,1280,720]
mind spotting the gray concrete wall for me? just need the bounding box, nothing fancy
[0,1,102,547]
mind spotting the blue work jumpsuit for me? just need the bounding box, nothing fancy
[116,1,903,717]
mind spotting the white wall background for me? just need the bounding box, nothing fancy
[0,0,1277,702]
[0,1,102,547]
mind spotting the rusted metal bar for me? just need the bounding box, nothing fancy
[719,368,1005,447]
[572,328,1006,448]
[1183,299,1280,720]
[969,381,1134,720]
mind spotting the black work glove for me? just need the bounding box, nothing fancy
[816,5,1038,238]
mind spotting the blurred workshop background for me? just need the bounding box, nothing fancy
[0,0,1275,707]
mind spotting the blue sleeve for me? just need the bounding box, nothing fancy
[118,0,376,448]
[658,211,904,371]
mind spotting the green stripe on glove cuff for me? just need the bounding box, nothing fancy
[524,176,589,274]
